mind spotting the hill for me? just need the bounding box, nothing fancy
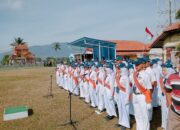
[0,43,83,60]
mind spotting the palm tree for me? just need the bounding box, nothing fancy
[10,37,26,46]
[52,42,61,61]
[176,9,180,19]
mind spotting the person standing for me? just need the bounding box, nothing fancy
[115,63,131,130]
[97,63,106,112]
[89,62,98,108]
[165,66,180,130]
[79,64,85,99]
[131,59,152,130]
[104,62,117,120]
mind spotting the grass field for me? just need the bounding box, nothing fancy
[0,67,162,130]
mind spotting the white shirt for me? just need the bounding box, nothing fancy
[131,70,152,93]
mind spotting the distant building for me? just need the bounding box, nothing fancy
[109,40,149,59]
[74,48,93,62]
[69,37,150,61]
[10,44,35,64]
[150,22,180,66]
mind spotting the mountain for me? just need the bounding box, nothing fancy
[0,43,84,60]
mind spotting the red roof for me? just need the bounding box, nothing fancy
[109,40,149,51]
[164,22,180,32]
[117,51,149,56]
[150,22,180,48]
[86,48,92,52]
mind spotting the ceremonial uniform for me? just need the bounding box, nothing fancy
[89,65,98,107]
[104,64,117,120]
[97,64,106,111]
[79,65,85,98]
[72,66,79,96]
[115,63,131,129]
[84,67,90,103]
[131,60,152,130]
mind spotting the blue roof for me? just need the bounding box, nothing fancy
[69,37,116,48]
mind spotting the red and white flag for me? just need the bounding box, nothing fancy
[145,27,154,39]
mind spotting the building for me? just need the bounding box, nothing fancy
[70,37,151,61]
[10,44,35,64]
[109,40,149,59]
[73,48,93,62]
[70,37,116,61]
[150,22,180,66]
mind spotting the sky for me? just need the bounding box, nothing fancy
[0,0,179,52]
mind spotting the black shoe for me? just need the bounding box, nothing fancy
[100,109,106,112]
[105,115,114,120]
[108,115,115,120]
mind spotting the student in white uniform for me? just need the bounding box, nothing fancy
[84,63,90,104]
[160,62,175,130]
[89,62,98,108]
[144,57,157,121]
[128,63,134,116]
[104,62,117,120]
[96,63,106,112]
[79,63,85,99]
[131,58,152,130]
[115,63,131,130]
[71,64,79,96]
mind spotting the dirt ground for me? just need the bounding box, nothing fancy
[0,67,162,130]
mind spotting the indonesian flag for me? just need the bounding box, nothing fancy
[145,27,154,39]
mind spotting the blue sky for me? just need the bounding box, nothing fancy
[0,0,179,52]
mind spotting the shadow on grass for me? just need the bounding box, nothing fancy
[28,109,34,116]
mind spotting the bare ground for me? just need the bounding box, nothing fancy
[0,67,162,130]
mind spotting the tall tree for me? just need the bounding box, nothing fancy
[176,9,180,19]
[10,37,26,46]
[52,42,61,60]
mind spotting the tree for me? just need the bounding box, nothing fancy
[1,55,10,65]
[52,42,61,52]
[52,42,61,62]
[176,9,180,19]
[10,37,26,46]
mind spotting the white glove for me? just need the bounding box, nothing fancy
[147,103,152,110]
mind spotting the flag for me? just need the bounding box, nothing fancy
[145,27,154,39]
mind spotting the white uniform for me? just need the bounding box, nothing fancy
[152,64,162,105]
[131,70,152,130]
[104,69,117,117]
[63,66,69,90]
[97,68,106,111]
[84,69,90,103]
[89,69,98,107]
[115,68,131,128]
[79,67,85,98]
[67,66,73,91]
[59,65,64,88]
[145,66,157,121]
[72,68,79,95]
[128,68,134,116]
